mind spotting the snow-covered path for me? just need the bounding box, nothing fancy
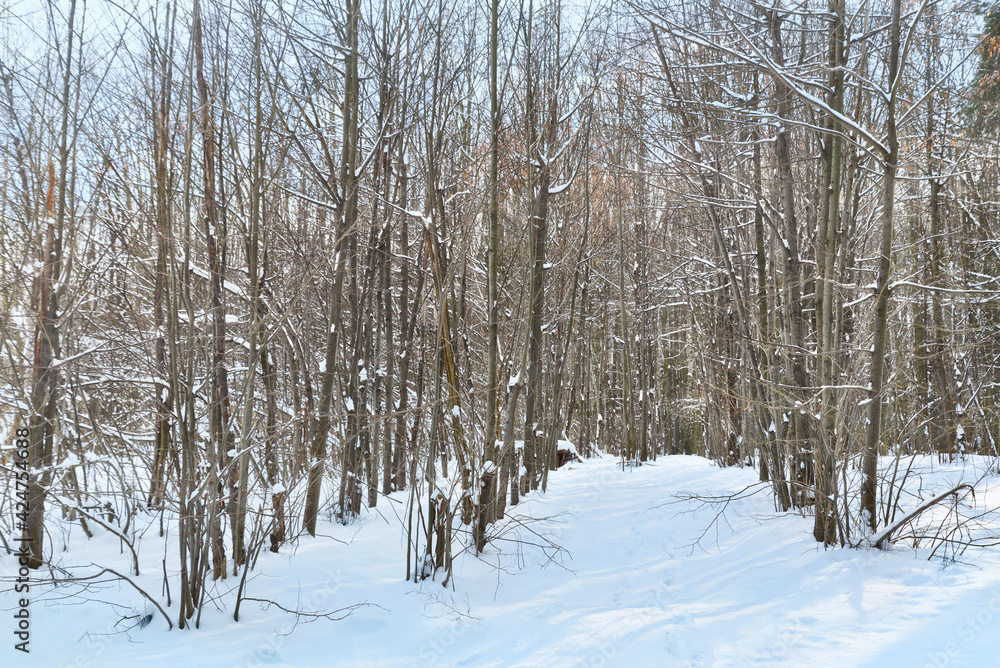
[5,454,1000,667]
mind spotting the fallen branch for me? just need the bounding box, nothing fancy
[51,568,172,630]
[62,504,141,575]
[872,483,973,550]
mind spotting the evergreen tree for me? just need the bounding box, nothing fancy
[970,2,1000,130]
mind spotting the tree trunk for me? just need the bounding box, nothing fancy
[193,0,230,579]
[861,0,902,531]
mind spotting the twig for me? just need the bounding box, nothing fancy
[240,597,377,621]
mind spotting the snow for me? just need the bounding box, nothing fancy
[557,439,578,455]
[721,85,752,102]
[187,262,245,298]
[5,456,1000,667]
[57,452,81,468]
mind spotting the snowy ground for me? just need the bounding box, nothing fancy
[4,453,1000,668]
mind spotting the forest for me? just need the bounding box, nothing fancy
[2,0,1000,662]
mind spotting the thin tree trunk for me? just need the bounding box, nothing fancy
[192,0,229,579]
[25,0,77,569]
[484,0,501,524]
[814,0,847,545]
[149,3,176,509]
[861,0,902,531]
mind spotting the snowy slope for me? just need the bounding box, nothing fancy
[4,454,1000,668]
